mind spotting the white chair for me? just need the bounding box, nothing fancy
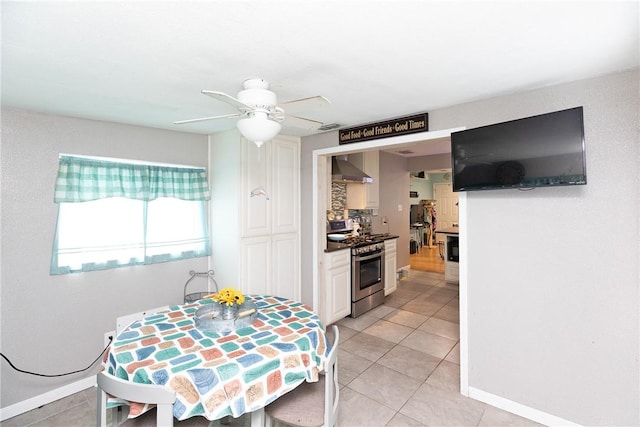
[96,371,176,427]
[116,305,170,334]
[264,325,340,427]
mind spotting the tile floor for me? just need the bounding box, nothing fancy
[2,270,543,427]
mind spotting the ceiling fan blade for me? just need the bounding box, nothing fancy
[174,113,243,125]
[201,90,252,110]
[282,114,324,130]
[280,96,330,113]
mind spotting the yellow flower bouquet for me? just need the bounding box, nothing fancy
[198,287,256,325]
[209,287,245,306]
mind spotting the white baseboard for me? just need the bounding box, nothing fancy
[468,386,581,426]
[0,375,96,421]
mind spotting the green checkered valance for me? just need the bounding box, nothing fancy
[54,155,210,202]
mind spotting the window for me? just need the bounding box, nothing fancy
[51,155,210,274]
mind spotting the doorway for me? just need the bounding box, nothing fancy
[434,181,459,230]
[409,172,458,273]
[311,127,469,396]
[409,244,445,273]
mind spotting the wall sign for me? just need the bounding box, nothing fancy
[339,112,429,145]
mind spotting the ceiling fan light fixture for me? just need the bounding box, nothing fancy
[176,78,329,141]
[237,113,281,147]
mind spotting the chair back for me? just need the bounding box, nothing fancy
[116,305,169,334]
[96,371,176,427]
[264,324,340,427]
[324,325,340,427]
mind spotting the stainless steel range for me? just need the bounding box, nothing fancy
[327,220,386,317]
[350,240,385,317]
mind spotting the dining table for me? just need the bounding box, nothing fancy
[101,294,330,425]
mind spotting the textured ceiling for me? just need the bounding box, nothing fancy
[2,1,638,148]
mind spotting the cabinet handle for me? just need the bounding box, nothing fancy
[250,186,270,200]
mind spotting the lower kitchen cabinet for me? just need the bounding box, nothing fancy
[445,260,459,284]
[384,238,397,295]
[323,249,351,325]
[443,233,460,284]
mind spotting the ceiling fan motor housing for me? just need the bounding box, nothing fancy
[238,78,277,112]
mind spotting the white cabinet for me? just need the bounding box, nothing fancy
[346,151,379,209]
[384,239,397,295]
[210,131,300,300]
[442,234,459,284]
[270,233,299,298]
[445,261,459,284]
[241,134,298,237]
[240,233,299,298]
[323,249,351,325]
[240,235,271,295]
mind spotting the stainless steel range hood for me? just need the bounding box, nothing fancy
[331,156,373,183]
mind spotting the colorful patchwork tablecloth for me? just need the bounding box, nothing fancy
[101,295,329,421]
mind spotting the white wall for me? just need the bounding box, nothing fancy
[299,132,338,306]
[0,108,209,409]
[407,152,450,172]
[300,69,639,425]
[454,70,639,427]
[378,152,410,269]
[409,173,450,202]
[208,130,242,291]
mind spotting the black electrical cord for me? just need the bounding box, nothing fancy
[0,336,113,377]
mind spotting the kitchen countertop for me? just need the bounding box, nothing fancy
[324,234,399,253]
[373,234,400,241]
[325,243,351,253]
[435,227,460,235]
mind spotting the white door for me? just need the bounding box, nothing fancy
[434,182,459,231]
[271,137,299,234]
[242,140,271,237]
[271,233,300,301]
[240,235,271,295]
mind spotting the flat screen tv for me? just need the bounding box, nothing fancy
[451,107,586,192]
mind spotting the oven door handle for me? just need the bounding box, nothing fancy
[354,250,384,262]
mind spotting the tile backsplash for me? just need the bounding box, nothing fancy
[348,209,373,234]
[330,182,373,233]
[330,182,347,217]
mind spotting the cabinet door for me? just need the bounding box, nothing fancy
[326,263,351,325]
[240,235,271,295]
[242,139,271,237]
[346,184,366,209]
[271,233,300,301]
[445,261,459,284]
[345,151,379,209]
[271,137,299,234]
[384,239,397,295]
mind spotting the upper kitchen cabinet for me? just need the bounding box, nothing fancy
[346,151,379,209]
[209,130,300,300]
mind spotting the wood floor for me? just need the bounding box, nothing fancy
[409,242,445,273]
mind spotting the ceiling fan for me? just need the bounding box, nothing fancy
[174,78,330,147]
